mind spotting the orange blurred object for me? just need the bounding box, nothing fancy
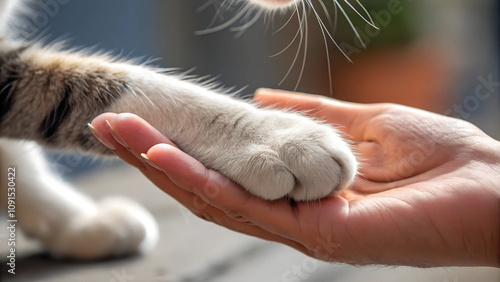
[327,43,455,114]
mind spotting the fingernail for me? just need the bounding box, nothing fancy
[106,120,129,149]
[141,153,163,171]
[88,123,116,150]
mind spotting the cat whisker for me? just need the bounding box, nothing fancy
[269,19,302,58]
[277,0,378,90]
[196,0,222,13]
[334,0,366,49]
[332,0,338,33]
[196,2,254,35]
[294,0,309,91]
[309,0,353,62]
[309,0,333,93]
[271,7,297,36]
[317,0,334,30]
[345,0,378,29]
[230,8,264,36]
[199,0,377,91]
[204,0,235,32]
[278,1,307,88]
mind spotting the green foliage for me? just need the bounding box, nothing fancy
[326,0,418,50]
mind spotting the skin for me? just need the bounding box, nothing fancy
[90,89,500,267]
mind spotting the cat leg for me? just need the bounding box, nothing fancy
[0,139,158,260]
[0,38,357,201]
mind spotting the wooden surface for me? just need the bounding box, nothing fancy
[1,163,499,282]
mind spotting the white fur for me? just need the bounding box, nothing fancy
[111,65,357,200]
[0,139,158,259]
[0,0,357,260]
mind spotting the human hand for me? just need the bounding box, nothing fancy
[89,89,500,267]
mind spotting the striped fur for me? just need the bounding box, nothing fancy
[0,0,357,260]
[0,38,129,153]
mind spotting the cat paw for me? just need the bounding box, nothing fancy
[43,197,158,260]
[216,110,357,201]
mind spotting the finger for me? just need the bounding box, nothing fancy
[91,113,176,169]
[145,144,287,221]
[95,116,295,246]
[183,200,310,255]
[145,143,349,245]
[254,88,326,112]
[89,112,119,149]
[90,115,238,229]
[254,88,387,142]
[92,115,313,255]
[350,178,400,193]
[108,113,177,153]
[140,143,311,252]
[90,112,143,169]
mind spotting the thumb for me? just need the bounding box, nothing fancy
[254,88,379,142]
[254,88,325,112]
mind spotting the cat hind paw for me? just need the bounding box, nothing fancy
[44,197,159,260]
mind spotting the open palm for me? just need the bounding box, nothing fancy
[90,89,500,267]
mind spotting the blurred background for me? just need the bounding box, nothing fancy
[3,0,499,281]
[22,0,498,177]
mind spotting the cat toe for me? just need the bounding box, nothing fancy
[234,112,357,202]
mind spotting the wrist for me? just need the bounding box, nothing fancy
[476,138,500,267]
